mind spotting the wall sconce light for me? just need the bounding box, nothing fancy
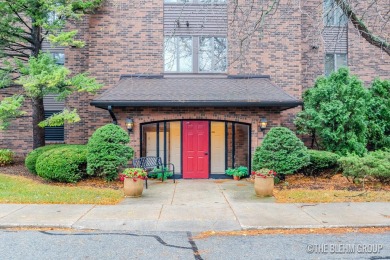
[260,118,268,132]
[186,21,189,27]
[125,118,134,133]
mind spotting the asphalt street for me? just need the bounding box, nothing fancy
[1,230,389,260]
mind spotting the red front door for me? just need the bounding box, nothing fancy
[183,121,209,179]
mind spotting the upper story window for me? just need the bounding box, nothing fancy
[323,0,347,26]
[325,53,347,76]
[164,36,227,73]
[164,0,226,3]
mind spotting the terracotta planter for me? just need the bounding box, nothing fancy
[233,175,240,181]
[123,177,144,197]
[254,176,274,197]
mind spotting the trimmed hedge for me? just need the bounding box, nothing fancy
[252,127,310,175]
[25,144,66,174]
[301,150,340,176]
[35,145,88,183]
[87,124,134,181]
[0,149,14,166]
[339,150,390,183]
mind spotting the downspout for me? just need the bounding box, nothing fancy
[108,106,118,125]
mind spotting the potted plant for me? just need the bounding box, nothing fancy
[225,166,248,180]
[121,168,147,197]
[252,168,277,197]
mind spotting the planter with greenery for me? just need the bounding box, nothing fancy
[225,166,248,180]
[122,168,148,197]
[252,168,277,197]
[148,167,173,181]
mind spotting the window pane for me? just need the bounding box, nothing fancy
[164,37,177,72]
[142,123,158,157]
[168,122,181,174]
[52,52,65,65]
[335,53,347,70]
[323,0,334,26]
[200,0,226,3]
[164,37,192,72]
[234,124,249,170]
[323,0,347,26]
[199,37,227,72]
[178,37,192,72]
[325,54,335,76]
[211,122,225,174]
[334,6,347,26]
[164,0,190,3]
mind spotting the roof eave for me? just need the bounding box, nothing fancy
[90,100,303,110]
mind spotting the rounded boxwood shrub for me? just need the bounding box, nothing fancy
[35,145,87,183]
[87,124,134,181]
[25,144,66,174]
[252,127,310,175]
[0,149,14,166]
[301,150,340,176]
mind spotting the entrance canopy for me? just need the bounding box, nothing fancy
[91,75,302,110]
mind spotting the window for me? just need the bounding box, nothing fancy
[164,37,193,72]
[164,0,226,3]
[325,53,347,76]
[323,0,347,26]
[164,36,227,73]
[52,52,65,65]
[199,37,227,72]
[44,111,64,142]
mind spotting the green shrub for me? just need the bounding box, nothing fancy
[339,151,390,183]
[87,124,134,181]
[295,68,369,156]
[225,166,248,177]
[148,167,173,180]
[301,150,340,176]
[252,127,310,175]
[25,144,66,174]
[35,145,88,183]
[0,149,14,166]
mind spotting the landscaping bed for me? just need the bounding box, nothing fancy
[274,173,390,203]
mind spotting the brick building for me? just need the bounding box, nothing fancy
[1,0,389,179]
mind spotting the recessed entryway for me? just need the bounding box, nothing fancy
[140,120,251,179]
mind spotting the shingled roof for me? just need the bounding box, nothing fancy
[91,75,302,109]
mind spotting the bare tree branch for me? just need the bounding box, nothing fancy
[335,0,390,56]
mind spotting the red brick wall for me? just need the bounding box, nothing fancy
[0,86,33,156]
[2,0,389,156]
[112,106,281,158]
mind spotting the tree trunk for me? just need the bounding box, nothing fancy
[32,96,45,149]
[31,23,44,149]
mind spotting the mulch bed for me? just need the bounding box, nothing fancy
[275,174,390,192]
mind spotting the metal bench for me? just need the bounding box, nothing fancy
[132,156,175,188]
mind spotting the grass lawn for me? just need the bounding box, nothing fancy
[0,174,123,204]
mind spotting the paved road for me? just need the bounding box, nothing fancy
[1,230,389,260]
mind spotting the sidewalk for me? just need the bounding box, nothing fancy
[1,180,389,231]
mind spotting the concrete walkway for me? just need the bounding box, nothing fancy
[1,180,389,232]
